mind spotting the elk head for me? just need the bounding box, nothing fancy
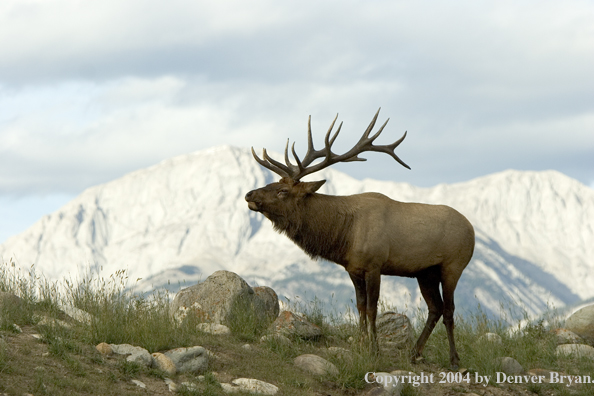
[245,108,411,220]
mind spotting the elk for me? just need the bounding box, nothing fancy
[245,109,475,368]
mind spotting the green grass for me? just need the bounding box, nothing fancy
[0,259,593,395]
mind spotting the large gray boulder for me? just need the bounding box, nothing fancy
[376,312,414,349]
[171,270,279,327]
[565,304,594,343]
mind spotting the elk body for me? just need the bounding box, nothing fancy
[245,110,475,368]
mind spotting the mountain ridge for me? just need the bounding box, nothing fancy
[1,145,592,318]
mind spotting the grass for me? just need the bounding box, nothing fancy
[1,259,593,395]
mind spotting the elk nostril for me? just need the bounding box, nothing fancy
[245,191,253,201]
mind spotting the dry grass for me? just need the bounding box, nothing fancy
[1,260,593,396]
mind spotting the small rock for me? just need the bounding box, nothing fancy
[181,382,200,391]
[270,311,322,340]
[565,304,594,343]
[528,369,554,383]
[152,352,177,376]
[478,332,503,344]
[556,344,594,359]
[294,354,339,376]
[131,379,146,388]
[326,346,353,361]
[260,333,292,347]
[110,344,152,366]
[164,346,209,373]
[553,328,583,344]
[164,378,177,392]
[242,344,252,350]
[197,323,231,335]
[496,357,524,374]
[37,316,71,329]
[58,304,93,325]
[229,378,279,395]
[96,342,113,355]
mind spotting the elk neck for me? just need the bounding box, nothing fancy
[271,193,354,265]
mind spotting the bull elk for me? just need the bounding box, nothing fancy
[245,109,475,368]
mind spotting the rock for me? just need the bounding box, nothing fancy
[294,354,339,376]
[131,380,146,388]
[376,312,414,349]
[171,270,276,327]
[96,342,113,355]
[152,352,177,376]
[478,332,503,344]
[164,346,209,373]
[373,372,403,395]
[221,378,279,395]
[325,346,353,361]
[110,344,152,366]
[496,357,524,374]
[270,311,322,340]
[553,328,583,344]
[197,323,231,335]
[556,344,594,359]
[37,316,71,329]
[565,305,594,342]
[527,369,554,383]
[58,304,93,325]
[164,378,177,392]
[260,333,292,347]
[253,286,280,322]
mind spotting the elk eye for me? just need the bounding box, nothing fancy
[277,189,289,197]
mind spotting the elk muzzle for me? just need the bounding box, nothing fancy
[245,190,260,211]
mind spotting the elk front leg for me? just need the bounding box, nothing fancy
[349,272,368,338]
[365,270,381,354]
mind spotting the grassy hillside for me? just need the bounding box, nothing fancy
[0,260,592,396]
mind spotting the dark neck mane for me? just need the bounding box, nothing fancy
[270,194,353,265]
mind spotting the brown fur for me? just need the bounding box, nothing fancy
[246,177,475,369]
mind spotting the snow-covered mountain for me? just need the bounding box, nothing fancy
[1,146,592,319]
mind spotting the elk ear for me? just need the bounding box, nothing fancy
[301,180,326,193]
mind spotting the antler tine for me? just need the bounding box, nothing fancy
[251,147,291,178]
[377,131,411,169]
[291,142,304,173]
[361,108,381,139]
[323,114,340,150]
[283,139,298,171]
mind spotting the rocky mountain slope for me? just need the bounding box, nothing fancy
[1,146,592,319]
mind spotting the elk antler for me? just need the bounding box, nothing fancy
[251,108,410,181]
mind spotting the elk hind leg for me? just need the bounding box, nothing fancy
[442,273,462,369]
[412,267,443,363]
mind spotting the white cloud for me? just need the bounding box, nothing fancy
[0,0,593,196]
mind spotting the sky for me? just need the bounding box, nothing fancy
[1,0,593,243]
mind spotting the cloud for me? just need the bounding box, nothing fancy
[0,0,593,195]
